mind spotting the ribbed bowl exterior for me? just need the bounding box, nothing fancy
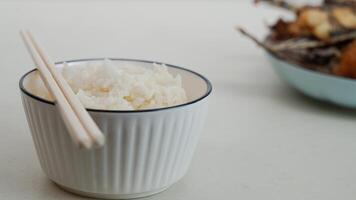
[21,91,208,198]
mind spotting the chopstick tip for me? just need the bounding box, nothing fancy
[78,137,93,149]
[94,135,106,147]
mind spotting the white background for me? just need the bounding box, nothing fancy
[1,1,356,200]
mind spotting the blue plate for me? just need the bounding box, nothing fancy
[266,52,356,108]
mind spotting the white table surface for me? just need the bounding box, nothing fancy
[1,0,356,199]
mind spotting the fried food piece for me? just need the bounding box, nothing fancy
[270,8,333,40]
[332,40,356,78]
[297,8,332,40]
[332,7,356,29]
[313,21,332,40]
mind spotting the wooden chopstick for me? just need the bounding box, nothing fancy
[21,30,105,148]
[25,31,105,147]
[20,31,92,149]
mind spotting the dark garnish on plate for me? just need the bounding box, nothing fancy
[238,0,356,78]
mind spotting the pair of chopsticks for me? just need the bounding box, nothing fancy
[21,30,105,149]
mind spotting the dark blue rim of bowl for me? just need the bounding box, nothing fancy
[19,58,212,113]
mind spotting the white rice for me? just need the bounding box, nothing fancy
[59,60,187,110]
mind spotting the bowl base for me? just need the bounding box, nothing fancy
[54,182,171,199]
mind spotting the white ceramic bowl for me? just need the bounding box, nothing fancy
[19,58,212,199]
